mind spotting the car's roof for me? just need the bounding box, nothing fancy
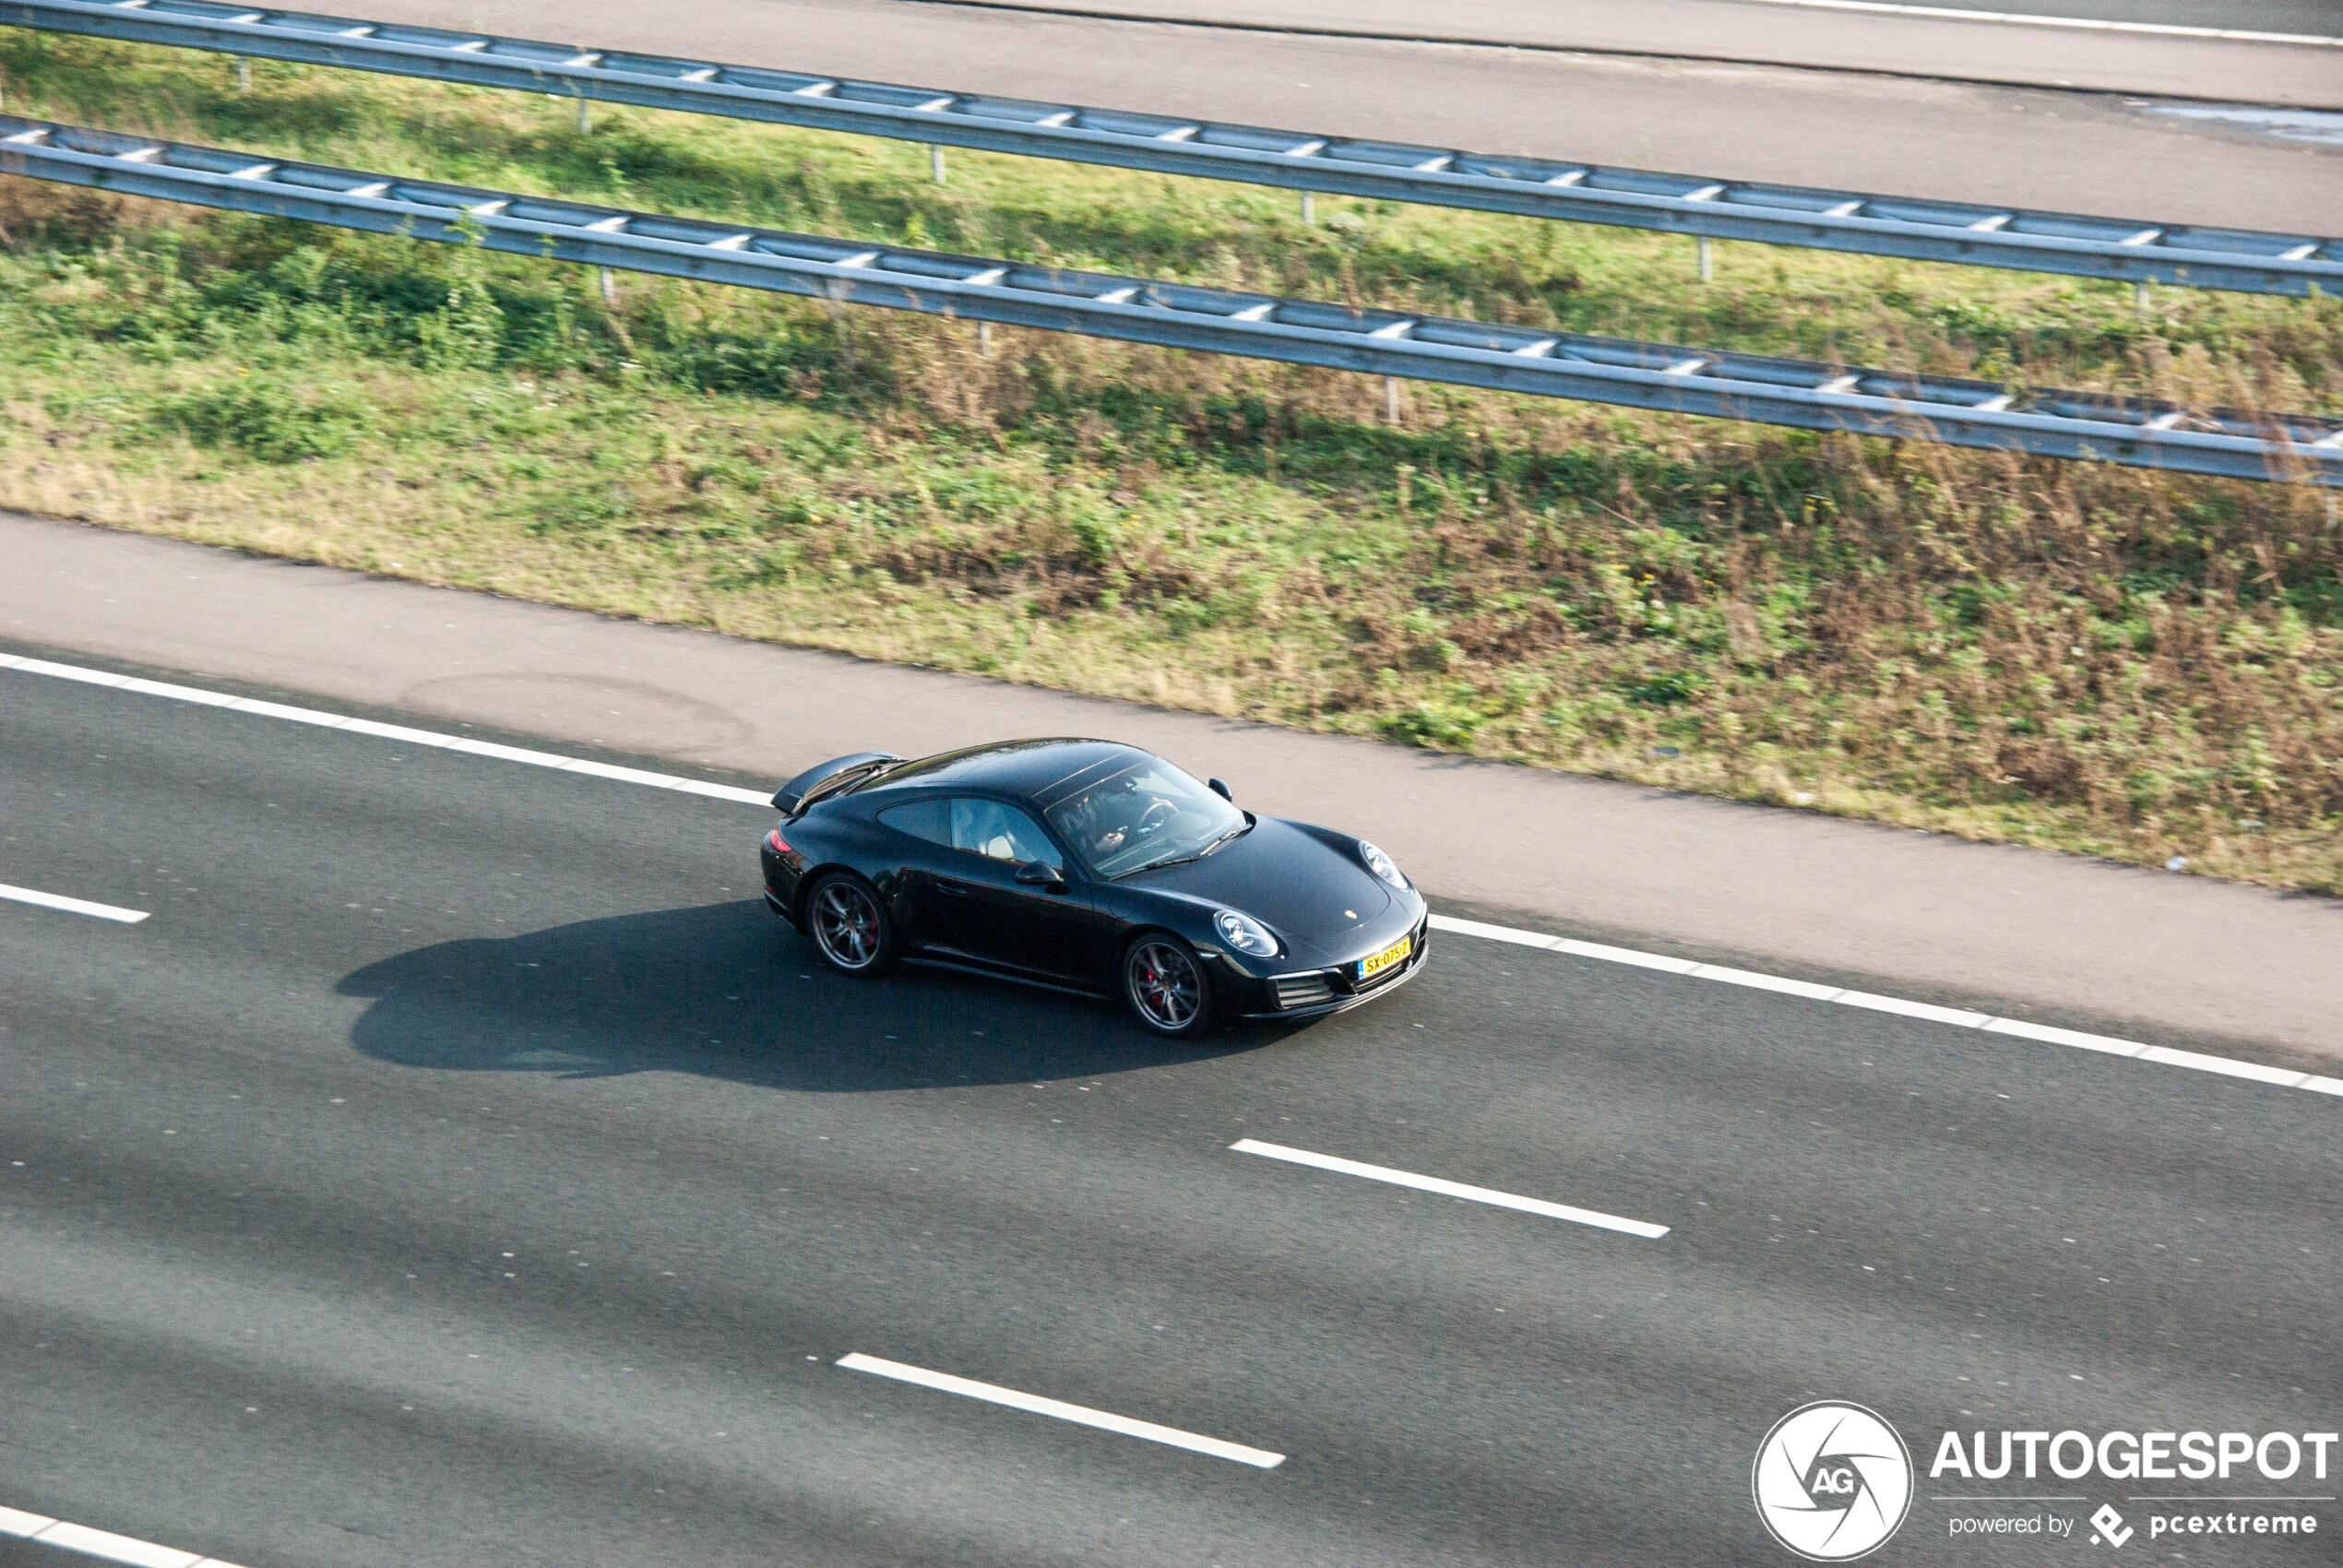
[863,739,1150,804]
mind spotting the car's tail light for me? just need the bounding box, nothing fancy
[766,826,791,854]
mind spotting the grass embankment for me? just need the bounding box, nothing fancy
[2,31,2339,889]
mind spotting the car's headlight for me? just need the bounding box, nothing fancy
[1214,909,1279,957]
[1359,840,1408,888]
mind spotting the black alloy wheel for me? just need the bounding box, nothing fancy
[806,873,897,975]
[1123,934,1213,1038]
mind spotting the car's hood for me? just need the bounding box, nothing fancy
[1123,816,1393,961]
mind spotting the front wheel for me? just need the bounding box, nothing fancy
[805,873,898,976]
[1123,934,1214,1039]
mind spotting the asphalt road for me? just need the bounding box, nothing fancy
[343,0,2343,230]
[5,656,2337,1567]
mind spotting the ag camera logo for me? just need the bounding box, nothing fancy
[1754,1401,1915,1561]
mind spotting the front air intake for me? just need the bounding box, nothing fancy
[1272,973,1336,1010]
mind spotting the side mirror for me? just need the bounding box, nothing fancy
[1016,860,1066,887]
[1207,777,1233,802]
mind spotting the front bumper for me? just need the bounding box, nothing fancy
[1231,913,1431,1021]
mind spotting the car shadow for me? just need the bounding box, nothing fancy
[337,899,1293,1090]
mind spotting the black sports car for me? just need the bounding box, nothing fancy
[758,739,1429,1036]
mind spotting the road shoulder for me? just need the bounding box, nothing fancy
[6,511,2337,1059]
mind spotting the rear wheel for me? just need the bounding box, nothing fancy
[805,873,897,976]
[1123,933,1214,1039]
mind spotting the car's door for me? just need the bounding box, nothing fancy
[871,796,969,953]
[930,797,1097,979]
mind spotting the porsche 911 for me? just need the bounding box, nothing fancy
[758,739,1428,1036]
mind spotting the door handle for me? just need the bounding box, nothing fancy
[934,880,971,897]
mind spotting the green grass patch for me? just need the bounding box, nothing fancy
[1,31,2339,891]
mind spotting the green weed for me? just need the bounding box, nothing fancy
[149,374,373,461]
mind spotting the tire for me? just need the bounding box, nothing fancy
[1122,933,1215,1039]
[804,872,898,977]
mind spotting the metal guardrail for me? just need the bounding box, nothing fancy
[5,116,2335,484]
[5,0,2338,298]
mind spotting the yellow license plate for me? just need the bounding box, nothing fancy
[1358,934,1411,980]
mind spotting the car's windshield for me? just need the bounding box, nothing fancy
[1044,757,1245,878]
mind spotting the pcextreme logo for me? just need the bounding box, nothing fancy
[1754,1401,1916,1561]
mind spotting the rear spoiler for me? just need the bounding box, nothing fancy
[770,751,905,816]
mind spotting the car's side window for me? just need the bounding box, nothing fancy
[876,798,954,848]
[879,797,1056,868]
[950,799,1054,865]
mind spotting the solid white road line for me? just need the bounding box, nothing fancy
[0,883,149,923]
[8,650,2337,1100]
[0,651,772,807]
[836,1352,1285,1467]
[1229,1139,1670,1238]
[1425,915,2343,1099]
[0,1505,248,1568]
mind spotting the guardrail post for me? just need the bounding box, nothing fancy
[979,320,993,357]
[1301,192,1314,226]
[2135,279,2150,314]
[600,267,616,304]
[577,92,590,135]
[234,55,250,92]
[1385,375,1400,425]
[1697,236,1714,283]
[930,145,946,184]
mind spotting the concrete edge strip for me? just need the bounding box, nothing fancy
[911,0,2343,52]
[6,648,2335,1100]
[0,1504,248,1568]
[1727,0,2343,47]
[1422,914,2341,1099]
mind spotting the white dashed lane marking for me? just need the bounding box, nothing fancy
[0,1504,248,1568]
[0,883,149,924]
[1230,1139,1670,1238]
[835,1353,1285,1467]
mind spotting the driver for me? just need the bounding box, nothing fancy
[1070,776,1173,859]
